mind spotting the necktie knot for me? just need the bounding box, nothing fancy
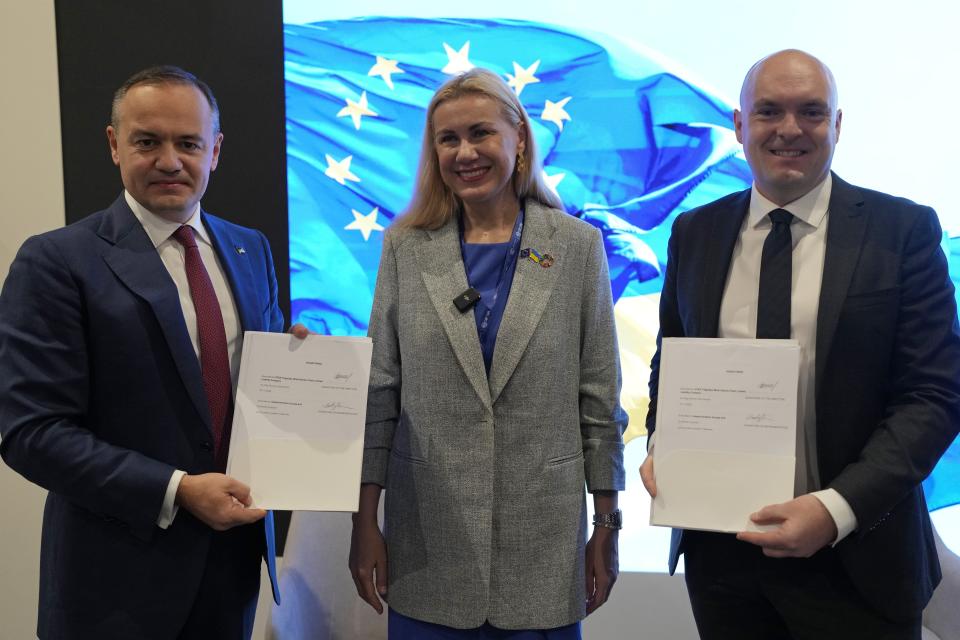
[769,209,793,227]
[172,225,198,249]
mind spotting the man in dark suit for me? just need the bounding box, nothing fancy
[0,66,283,639]
[641,50,960,639]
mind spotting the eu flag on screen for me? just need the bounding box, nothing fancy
[924,439,960,512]
[922,240,960,512]
[284,16,959,514]
[284,16,751,334]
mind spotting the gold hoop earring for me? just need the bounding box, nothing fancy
[516,152,526,177]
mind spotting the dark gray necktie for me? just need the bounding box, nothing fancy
[757,209,794,339]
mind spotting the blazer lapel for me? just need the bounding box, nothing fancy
[203,213,258,333]
[97,196,210,429]
[416,220,492,409]
[699,190,750,337]
[488,201,565,404]
[815,174,868,395]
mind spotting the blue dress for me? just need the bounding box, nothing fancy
[461,236,515,376]
[389,608,581,639]
[387,212,582,640]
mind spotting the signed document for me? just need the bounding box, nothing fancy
[650,338,800,533]
[226,331,372,511]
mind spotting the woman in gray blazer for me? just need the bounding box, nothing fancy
[349,68,627,639]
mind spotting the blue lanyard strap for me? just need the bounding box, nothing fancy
[460,207,525,341]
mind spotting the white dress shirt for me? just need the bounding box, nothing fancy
[125,191,243,529]
[717,175,857,542]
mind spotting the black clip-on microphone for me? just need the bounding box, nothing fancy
[453,288,481,313]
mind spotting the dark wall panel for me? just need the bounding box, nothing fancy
[55,0,289,324]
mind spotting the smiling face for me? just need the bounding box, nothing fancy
[106,82,222,223]
[734,51,842,206]
[431,93,525,219]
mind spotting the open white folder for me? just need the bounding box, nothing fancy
[650,338,799,533]
[226,331,372,511]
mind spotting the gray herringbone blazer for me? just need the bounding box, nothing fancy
[362,200,627,630]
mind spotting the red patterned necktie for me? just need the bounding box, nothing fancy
[172,225,232,470]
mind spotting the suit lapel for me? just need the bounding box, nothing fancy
[416,219,492,409]
[97,196,210,428]
[204,214,281,602]
[204,213,258,333]
[489,201,564,404]
[815,174,867,394]
[699,190,750,337]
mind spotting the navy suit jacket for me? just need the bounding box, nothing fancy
[0,195,283,638]
[647,174,960,621]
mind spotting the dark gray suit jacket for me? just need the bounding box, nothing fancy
[363,200,627,629]
[647,173,960,621]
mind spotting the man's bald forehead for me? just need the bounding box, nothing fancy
[740,49,838,108]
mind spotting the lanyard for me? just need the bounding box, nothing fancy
[460,207,525,343]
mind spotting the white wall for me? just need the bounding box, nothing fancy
[0,1,64,638]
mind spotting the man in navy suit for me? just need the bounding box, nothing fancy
[0,66,282,639]
[641,50,960,639]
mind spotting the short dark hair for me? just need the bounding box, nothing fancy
[111,65,220,133]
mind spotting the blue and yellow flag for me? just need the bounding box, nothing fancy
[285,16,750,330]
[284,16,959,513]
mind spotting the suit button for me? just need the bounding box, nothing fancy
[200,441,213,452]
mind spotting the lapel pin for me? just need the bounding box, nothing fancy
[521,248,554,268]
[235,246,246,255]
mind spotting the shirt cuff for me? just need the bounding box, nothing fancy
[157,469,186,529]
[810,488,858,545]
[647,430,657,453]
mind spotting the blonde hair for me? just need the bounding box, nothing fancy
[398,68,562,230]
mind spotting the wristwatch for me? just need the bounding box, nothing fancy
[592,508,622,530]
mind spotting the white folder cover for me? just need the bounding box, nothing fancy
[227,331,372,511]
[650,338,800,533]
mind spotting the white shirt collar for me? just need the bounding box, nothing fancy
[124,191,210,248]
[748,173,832,230]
